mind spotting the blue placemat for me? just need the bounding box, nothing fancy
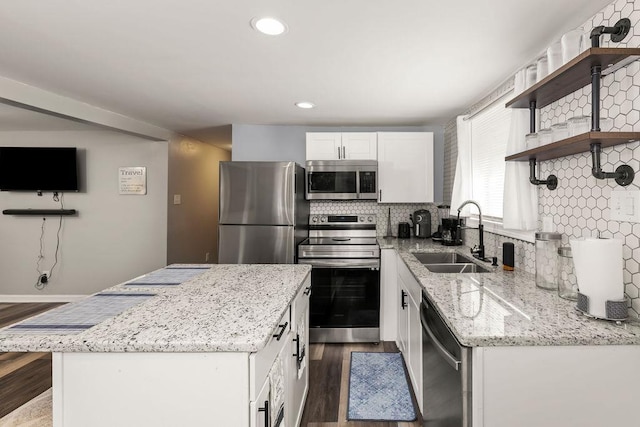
[347,352,416,421]
[165,264,212,269]
[2,293,155,335]
[124,268,207,287]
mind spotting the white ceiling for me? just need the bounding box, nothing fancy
[0,0,613,143]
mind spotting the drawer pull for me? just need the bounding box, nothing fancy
[401,290,407,309]
[293,333,306,366]
[258,400,269,426]
[273,321,288,340]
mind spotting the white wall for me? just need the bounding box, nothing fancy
[231,124,445,203]
[0,131,168,298]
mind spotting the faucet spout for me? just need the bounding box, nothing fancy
[456,200,486,261]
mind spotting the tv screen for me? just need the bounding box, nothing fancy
[0,147,79,192]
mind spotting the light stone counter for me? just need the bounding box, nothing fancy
[380,237,640,347]
[0,264,311,353]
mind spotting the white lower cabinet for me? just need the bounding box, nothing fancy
[396,254,423,414]
[380,249,398,341]
[472,345,640,427]
[53,276,311,427]
[287,282,310,427]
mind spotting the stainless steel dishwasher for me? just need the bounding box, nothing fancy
[421,292,472,426]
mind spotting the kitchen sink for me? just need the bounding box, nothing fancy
[412,252,490,273]
[424,263,490,274]
[412,252,476,265]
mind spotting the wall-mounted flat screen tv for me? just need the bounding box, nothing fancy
[0,147,79,192]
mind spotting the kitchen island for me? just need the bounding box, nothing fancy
[380,237,640,427]
[0,264,312,427]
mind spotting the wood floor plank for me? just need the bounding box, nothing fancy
[0,352,49,377]
[300,344,344,424]
[310,343,325,360]
[0,358,52,419]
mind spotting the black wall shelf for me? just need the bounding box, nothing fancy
[2,209,77,216]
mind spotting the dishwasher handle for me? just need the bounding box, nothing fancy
[421,302,461,371]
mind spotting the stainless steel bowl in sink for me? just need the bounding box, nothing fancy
[424,263,490,274]
[412,252,476,265]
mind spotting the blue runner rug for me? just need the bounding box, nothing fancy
[347,352,417,421]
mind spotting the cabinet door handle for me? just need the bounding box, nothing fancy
[303,286,311,296]
[338,146,341,159]
[342,146,346,159]
[258,400,269,427]
[401,290,407,309]
[273,321,288,340]
[379,189,382,201]
[293,333,306,365]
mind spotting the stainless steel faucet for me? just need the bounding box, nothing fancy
[456,200,486,261]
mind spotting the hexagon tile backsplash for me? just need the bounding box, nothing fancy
[445,0,640,318]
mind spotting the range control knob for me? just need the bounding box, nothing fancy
[359,217,364,222]
[321,217,327,222]
[367,216,373,222]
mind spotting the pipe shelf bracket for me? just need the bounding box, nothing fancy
[529,159,558,190]
[590,143,635,186]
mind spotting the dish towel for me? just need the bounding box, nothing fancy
[269,353,285,427]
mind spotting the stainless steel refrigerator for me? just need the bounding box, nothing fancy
[218,161,309,264]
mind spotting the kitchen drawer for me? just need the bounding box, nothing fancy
[249,307,290,401]
[397,255,422,305]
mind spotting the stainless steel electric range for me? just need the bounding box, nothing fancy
[297,214,380,343]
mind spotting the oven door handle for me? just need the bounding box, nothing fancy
[421,302,461,371]
[297,259,380,269]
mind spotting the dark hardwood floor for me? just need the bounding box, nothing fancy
[300,342,423,427]
[0,302,63,419]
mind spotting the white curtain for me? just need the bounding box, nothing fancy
[502,69,538,230]
[450,116,472,216]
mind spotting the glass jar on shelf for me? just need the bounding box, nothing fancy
[567,116,590,136]
[551,122,569,142]
[538,128,553,146]
[525,133,539,150]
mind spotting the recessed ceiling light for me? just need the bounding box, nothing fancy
[251,17,287,36]
[295,102,315,109]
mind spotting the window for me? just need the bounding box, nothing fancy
[468,94,513,219]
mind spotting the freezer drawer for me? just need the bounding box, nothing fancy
[219,225,296,264]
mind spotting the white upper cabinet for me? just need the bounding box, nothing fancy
[306,132,377,160]
[341,133,377,160]
[377,132,434,203]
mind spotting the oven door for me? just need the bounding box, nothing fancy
[298,258,380,343]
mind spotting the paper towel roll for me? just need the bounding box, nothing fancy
[570,238,624,318]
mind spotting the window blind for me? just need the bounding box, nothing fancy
[469,95,513,219]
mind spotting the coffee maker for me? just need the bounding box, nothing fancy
[411,209,431,238]
[441,217,465,246]
[435,205,464,246]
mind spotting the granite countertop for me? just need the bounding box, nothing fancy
[380,237,640,347]
[0,264,311,353]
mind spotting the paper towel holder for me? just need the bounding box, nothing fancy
[577,293,629,323]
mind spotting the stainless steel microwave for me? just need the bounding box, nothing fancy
[305,160,377,200]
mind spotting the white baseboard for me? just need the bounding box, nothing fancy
[0,295,87,303]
